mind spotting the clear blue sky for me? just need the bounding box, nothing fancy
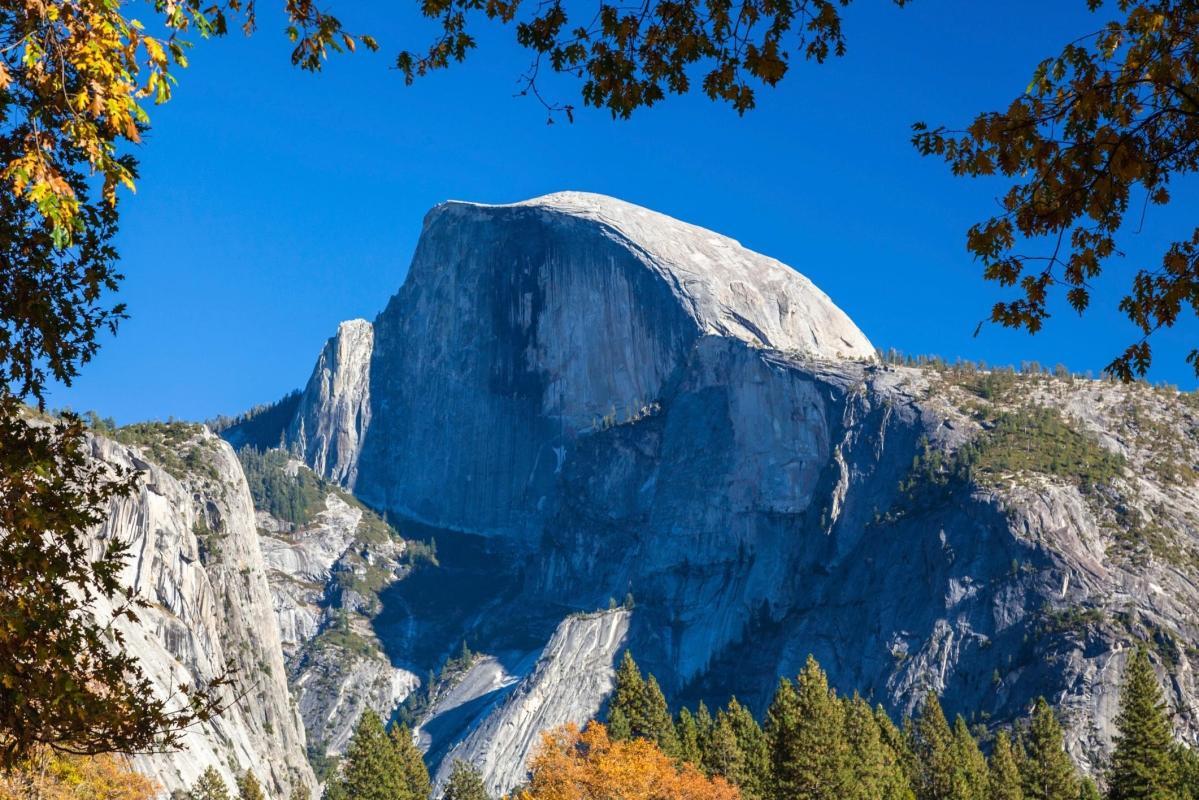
[48,0,1199,423]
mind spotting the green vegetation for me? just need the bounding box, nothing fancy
[236,772,266,800]
[965,407,1125,489]
[320,711,430,800]
[766,656,854,800]
[937,406,1122,491]
[307,742,338,784]
[882,353,1197,570]
[84,411,119,436]
[606,651,680,757]
[1105,506,1195,571]
[1038,607,1107,640]
[208,391,301,450]
[890,404,1125,523]
[1021,698,1079,800]
[112,421,222,482]
[349,511,437,568]
[353,511,396,547]
[237,445,437,570]
[879,349,1199,407]
[401,538,439,568]
[238,446,327,526]
[1122,400,1199,487]
[309,611,381,660]
[442,760,491,800]
[1108,649,1178,800]
[331,560,397,607]
[390,724,431,800]
[193,516,227,564]
[601,651,1199,800]
[302,649,1199,800]
[190,767,232,800]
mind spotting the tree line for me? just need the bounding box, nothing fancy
[201,644,1198,800]
[600,647,1197,800]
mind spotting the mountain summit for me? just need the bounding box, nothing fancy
[437,191,875,359]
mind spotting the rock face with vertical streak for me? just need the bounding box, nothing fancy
[288,319,373,489]
[350,193,875,537]
[86,428,315,799]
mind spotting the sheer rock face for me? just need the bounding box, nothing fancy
[86,431,314,799]
[352,192,874,536]
[289,319,373,489]
[226,192,1199,792]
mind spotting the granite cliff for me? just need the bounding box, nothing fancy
[84,425,315,798]
[93,192,1199,797]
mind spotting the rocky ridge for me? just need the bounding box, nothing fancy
[287,320,373,491]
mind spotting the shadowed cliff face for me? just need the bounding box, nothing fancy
[527,341,1023,714]
[216,192,1199,793]
[357,203,702,537]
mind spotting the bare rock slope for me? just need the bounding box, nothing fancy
[432,610,631,797]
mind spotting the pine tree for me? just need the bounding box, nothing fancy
[766,676,802,800]
[703,712,746,786]
[607,706,633,741]
[876,706,918,794]
[989,730,1024,800]
[236,773,266,800]
[1020,698,1079,800]
[442,760,489,800]
[606,651,679,755]
[843,695,880,799]
[191,767,232,800]
[695,701,715,751]
[333,711,408,800]
[322,779,347,800]
[765,656,849,800]
[1078,778,1101,800]
[1108,648,1178,800]
[912,692,955,800]
[726,697,770,800]
[289,785,311,800]
[390,724,431,800]
[1173,744,1199,800]
[642,676,681,757]
[677,707,702,766]
[949,716,988,800]
[844,694,906,800]
[608,650,646,741]
[872,707,916,800]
